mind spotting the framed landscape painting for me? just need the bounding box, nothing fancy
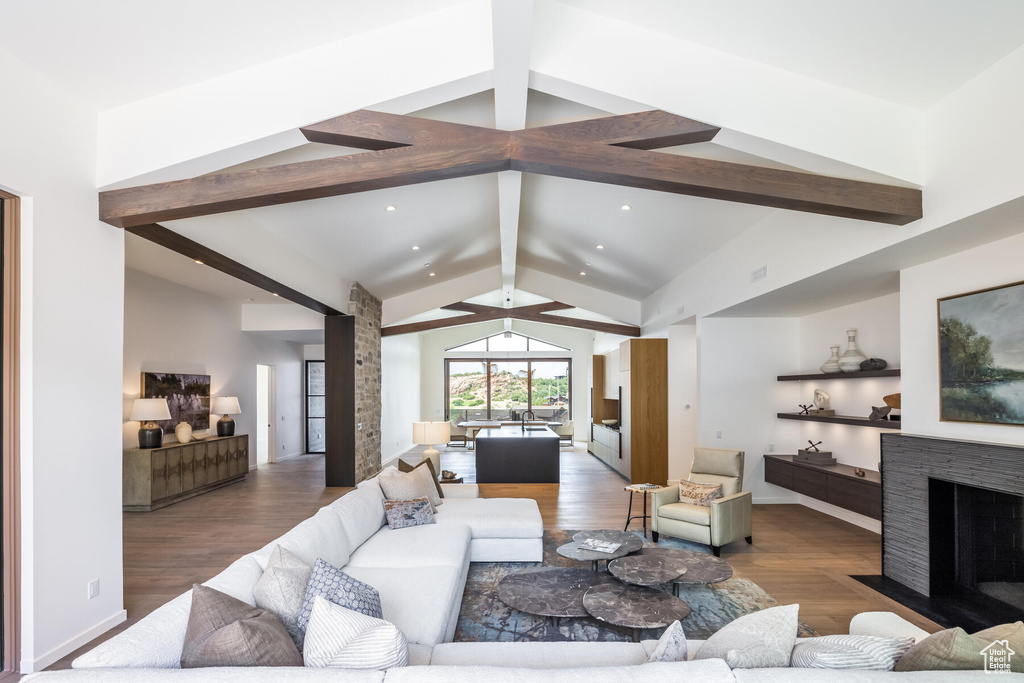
[939,280,1024,426]
[141,372,211,434]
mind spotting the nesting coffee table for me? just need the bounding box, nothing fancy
[582,582,692,642]
[612,548,733,597]
[496,566,618,627]
[556,529,644,571]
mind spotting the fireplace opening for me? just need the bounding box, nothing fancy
[929,478,1024,612]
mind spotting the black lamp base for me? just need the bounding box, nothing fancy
[138,426,163,449]
[217,415,235,437]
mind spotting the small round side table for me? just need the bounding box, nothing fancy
[624,484,660,537]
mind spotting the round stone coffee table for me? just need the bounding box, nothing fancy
[582,582,691,641]
[607,553,692,587]
[633,548,734,597]
[558,530,643,571]
[497,566,618,626]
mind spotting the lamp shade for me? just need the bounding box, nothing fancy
[212,396,241,415]
[412,421,450,445]
[129,398,171,422]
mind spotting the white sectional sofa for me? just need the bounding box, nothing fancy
[24,470,1021,681]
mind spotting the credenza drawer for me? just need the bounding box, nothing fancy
[764,457,793,489]
[792,466,828,501]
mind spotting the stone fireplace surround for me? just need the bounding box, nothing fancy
[880,434,1024,609]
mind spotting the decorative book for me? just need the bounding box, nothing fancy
[578,539,622,553]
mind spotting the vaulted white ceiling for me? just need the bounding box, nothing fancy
[7,0,1023,327]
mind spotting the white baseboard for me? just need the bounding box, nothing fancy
[23,609,127,673]
[797,495,882,534]
[752,495,801,504]
[273,451,304,463]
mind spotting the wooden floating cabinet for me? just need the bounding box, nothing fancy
[620,338,668,486]
[764,454,881,520]
[123,434,249,511]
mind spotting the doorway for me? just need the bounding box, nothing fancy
[255,365,276,466]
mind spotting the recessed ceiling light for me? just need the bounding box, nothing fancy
[386,205,396,212]
[412,245,420,251]
[429,272,436,277]
[272,293,279,297]
[194,259,203,264]
[585,262,591,266]
[579,271,586,276]
[424,262,431,267]
[596,244,605,250]
[620,204,631,211]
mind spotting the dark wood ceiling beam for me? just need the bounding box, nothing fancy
[382,300,640,337]
[511,131,922,225]
[127,223,345,316]
[301,109,506,149]
[100,141,511,228]
[530,110,720,149]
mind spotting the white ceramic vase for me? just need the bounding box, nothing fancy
[174,421,193,443]
[838,329,867,372]
[820,346,841,374]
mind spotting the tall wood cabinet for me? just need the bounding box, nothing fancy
[123,434,249,511]
[619,338,668,485]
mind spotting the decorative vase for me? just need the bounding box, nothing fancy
[820,346,841,374]
[174,421,193,443]
[838,329,867,372]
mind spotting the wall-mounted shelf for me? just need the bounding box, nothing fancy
[777,369,900,382]
[777,413,901,429]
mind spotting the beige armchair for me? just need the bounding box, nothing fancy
[651,447,752,557]
[551,420,574,446]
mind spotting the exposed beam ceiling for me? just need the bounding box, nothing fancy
[381,300,640,337]
[127,223,344,316]
[99,110,923,229]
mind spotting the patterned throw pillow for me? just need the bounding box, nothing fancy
[379,468,436,512]
[382,497,436,530]
[180,584,302,668]
[646,620,688,663]
[791,635,915,670]
[303,596,409,669]
[253,546,312,649]
[694,603,799,669]
[297,559,383,635]
[679,480,724,507]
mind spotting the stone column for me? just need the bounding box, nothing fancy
[349,282,382,484]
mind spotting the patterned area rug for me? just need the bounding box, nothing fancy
[455,529,816,642]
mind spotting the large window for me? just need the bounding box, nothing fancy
[447,331,568,353]
[446,358,571,422]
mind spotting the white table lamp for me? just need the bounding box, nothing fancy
[413,421,450,474]
[212,396,241,437]
[130,398,172,449]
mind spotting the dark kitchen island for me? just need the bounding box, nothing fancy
[475,425,560,483]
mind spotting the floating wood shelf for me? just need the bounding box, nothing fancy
[777,369,901,382]
[777,413,901,429]
[764,454,881,519]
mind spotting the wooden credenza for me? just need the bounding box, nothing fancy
[123,435,249,511]
[763,453,881,520]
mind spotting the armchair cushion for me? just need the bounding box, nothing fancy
[690,448,745,496]
[657,502,711,526]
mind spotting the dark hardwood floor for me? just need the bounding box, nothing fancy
[47,444,940,671]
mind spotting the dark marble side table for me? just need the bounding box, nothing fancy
[607,553,693,587]
[497,567,618,626]
[582,582,692,642]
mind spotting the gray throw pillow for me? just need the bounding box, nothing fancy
[253,545,311,650]
[694,603,799,669]
[180,584,302,668]
[297,558,384,635]
[646,620,688,663]
[791,635,915,670]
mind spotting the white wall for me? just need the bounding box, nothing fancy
[123,269,305,464]
[697,317,801,503]
[381,334,422,465]
[902,230,1024,446]
[0,49,126,672]
[418,320,600,440]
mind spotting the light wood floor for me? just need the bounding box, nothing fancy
[48,444,939,670]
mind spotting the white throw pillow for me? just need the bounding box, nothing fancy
[408,462,443,510]
[378,468,436,512]
[646,620,688,663]
[791,635,915,670]
[303,596,410,669]
[694,604,799,669]
[253,546,312,649]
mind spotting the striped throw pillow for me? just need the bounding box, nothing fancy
[303,596,409,670]
[791,635,916,670]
